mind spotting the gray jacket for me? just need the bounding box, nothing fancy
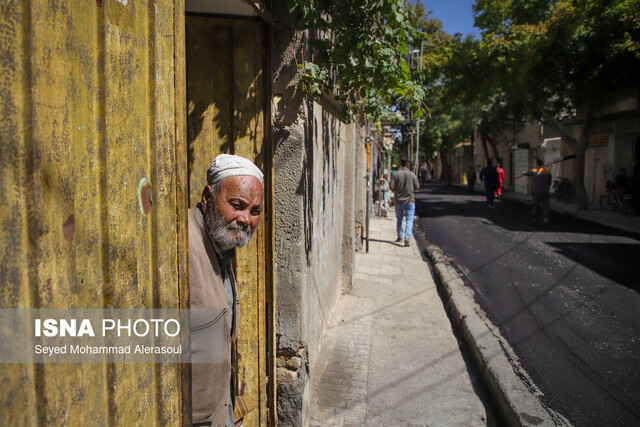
[189,207,239,426]
[390,168,419,204]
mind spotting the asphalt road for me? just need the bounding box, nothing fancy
[415,184,640,427]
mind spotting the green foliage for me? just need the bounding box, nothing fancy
[289,0,428,122]
[440,0,640,153]
[402,2,478,158]
[470,0,640,209]
[473,0,556,35]
[420,86,475,153]
[475,0,640,122]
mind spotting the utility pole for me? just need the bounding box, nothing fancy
[408,112,413,162]
[415,41,425,174]
[415,119,420,174]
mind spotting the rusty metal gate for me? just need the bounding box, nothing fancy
[186,15,273,426]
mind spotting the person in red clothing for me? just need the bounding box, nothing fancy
[495,163,505,198]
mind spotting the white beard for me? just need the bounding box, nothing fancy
[204,203,257,252]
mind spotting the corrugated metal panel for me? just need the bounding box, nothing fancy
[0,0,188,425]
[186,16,270,426]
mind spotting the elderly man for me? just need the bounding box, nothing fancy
[189,154,264,427]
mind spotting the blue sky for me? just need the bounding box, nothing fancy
[417,0,480,38]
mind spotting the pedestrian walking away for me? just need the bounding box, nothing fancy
[390,157,420,246]
[523,158,552,225]
[189,154,264,427]
[479,159,499,206]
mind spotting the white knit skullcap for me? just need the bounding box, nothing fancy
[206,154,264,186]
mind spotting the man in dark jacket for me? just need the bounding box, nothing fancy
[523,158,552,225]
[479,159,499,206]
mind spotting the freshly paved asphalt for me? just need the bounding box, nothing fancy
[415,184,640,426]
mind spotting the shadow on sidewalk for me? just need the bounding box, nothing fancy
[367,238,407,247]
[325,289,428,331]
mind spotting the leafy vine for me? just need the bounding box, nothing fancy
[288,0,428,122]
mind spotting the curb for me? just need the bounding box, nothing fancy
[414,224,572,427]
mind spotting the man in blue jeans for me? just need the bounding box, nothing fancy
[389,158,420,246]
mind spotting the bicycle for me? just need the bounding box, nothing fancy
[552,177,575,203]
[599,181,632,213]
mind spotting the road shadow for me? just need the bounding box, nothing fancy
[416,184,640,240]
[546,242,640,292]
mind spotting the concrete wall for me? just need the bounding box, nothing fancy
[354,125,367,254]
[301,102,351,368]
[271,2,361,424]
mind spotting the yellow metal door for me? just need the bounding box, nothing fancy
[0,0,189,425]
[186,16,272,426]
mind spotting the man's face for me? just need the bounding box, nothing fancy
[204,176,264,251]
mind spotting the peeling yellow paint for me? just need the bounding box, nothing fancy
[0,0,188,425]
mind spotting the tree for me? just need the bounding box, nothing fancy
[404,1,477,168]
[474,0,640,209]
[288,0,428,122]
[407,2,520,171]
[443,35,498,164]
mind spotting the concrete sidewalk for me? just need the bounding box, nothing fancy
[309,216,486,426]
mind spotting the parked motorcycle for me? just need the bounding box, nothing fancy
[552,177,575,202]
[599,181,633,213]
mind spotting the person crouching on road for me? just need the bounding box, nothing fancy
[390,157,420,247]
[190,154,264,427]
[523,159,552,225]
